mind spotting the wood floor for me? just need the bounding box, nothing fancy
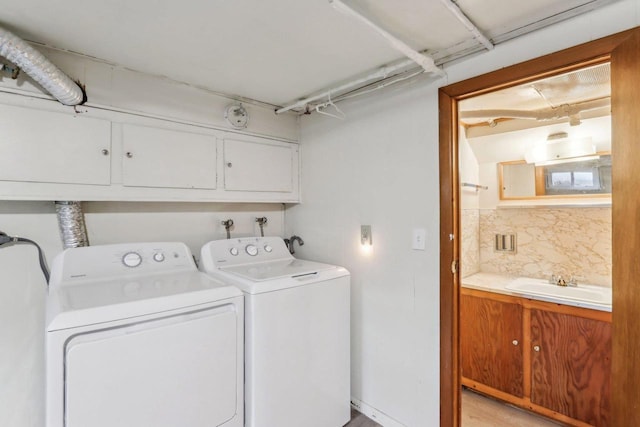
[462,389,561,427]
[345,391,561,427]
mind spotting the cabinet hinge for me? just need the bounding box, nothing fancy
[451,259,459,274]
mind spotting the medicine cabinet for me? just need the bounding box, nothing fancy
[498,154,611,200]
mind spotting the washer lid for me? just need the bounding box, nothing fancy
[47,271,241,331]
[220,259,334,282]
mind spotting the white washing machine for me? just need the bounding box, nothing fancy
[46,242,244,427]
[200,236,350,427]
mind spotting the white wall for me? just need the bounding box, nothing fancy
[459,131,481,278]
[287,83,441,427]
[0,45,298,142]
[286,1,639,425]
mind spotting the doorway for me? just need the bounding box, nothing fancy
[439,28,640,427]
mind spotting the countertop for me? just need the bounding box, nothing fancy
[461,272,515,295]
[461,272,612,312]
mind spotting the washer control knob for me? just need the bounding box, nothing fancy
[122,252,142,268]
[153,252,165,262]
[245,244,259,256]
[229,247,239,256]
[264,245,273,253]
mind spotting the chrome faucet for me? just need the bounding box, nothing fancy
[285,235,304,254]
[550,274,578,287]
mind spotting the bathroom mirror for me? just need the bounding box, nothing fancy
[499,154,611,199]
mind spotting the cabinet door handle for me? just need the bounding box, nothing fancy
[101,149,109,156]
[227,162,233,167]
[533,345,540,352]
[512,340,519,346]
[126,152,133,158]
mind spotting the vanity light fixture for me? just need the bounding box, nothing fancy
[534,154,600,167]
[525,133,596,165]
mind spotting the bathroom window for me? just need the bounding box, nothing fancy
[543,156,610,195]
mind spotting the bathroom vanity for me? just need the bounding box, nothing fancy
[461,277,611,427]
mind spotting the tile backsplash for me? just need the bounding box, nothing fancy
[477,207,612,287]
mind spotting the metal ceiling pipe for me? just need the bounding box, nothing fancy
[439,0,494,51]
[0,26,85,106]
[276,58,417,115]
[276,0,445,115]
[329,0,443,75]
[460,98,611,122]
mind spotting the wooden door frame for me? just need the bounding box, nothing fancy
[439,28,638,427]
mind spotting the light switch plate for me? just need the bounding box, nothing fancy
[412,228,426,250]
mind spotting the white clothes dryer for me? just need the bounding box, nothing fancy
[200,237,350,427]
[46,242,244,427]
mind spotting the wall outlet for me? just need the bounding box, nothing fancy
[412,228,426,250]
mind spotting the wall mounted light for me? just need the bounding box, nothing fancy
[361,225,372,246]
[360,225,373,255]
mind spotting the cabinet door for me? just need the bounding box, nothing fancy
[0,104,111,185]
[530,309,611,425]
[122,124,216,189]
[223,137,295,192]
[460,294,524,397]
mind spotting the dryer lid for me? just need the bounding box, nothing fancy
[46,271,241,331]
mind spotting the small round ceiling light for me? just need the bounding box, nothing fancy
[225,104,249,129]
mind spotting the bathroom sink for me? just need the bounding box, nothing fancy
[505,277,612,308]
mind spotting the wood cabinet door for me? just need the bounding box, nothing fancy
[530,309,611,426]
[460,294,524,397]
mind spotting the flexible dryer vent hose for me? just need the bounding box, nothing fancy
[0,26,85,105]
[55,201,89,249]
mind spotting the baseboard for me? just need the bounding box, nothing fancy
[350,397,406,427]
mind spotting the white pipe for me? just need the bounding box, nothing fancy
[440,0,494,51]
[329,0,442,75]
[277,0,446,115]
[0,26,84,106]
[460,98,611,121]
[276,58,417,115]
[333,69,425,103]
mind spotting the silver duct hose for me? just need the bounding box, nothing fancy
[0,26,84,106]
[55,201,89,249]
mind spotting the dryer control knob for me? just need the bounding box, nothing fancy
[153,252,165,262]
[122,252,142,268]
[264,245,273,253]
[229,247,239,256]
[245,244,259,256]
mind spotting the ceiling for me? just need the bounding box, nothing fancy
[460,62,612,164]
[0,0,621,111]
[460,62,611,126]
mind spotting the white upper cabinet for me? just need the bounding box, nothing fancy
[0,104,111,185]
[0,95,299,202]
[121,124,217,190]
[223,137,296,192]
